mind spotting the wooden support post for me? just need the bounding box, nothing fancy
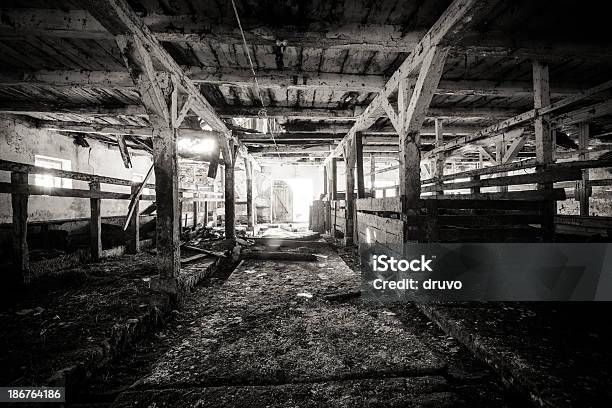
[330,158,338,237]
[355,132,365,198]
[127,183,140,253]
[11,171,29,280]
[244,157,254,231]
[343,137,356,246]
[470,175,481,194]
[323,165,328,197]
[224,151,236,240]
[398,47,448,244]
[322,164,329,232]
[203,201,209,226]
[152,129,181,278]
[534,62,554,164]
[89,180,102,263]
[471,152,482,194]
[533,61,555,240]
[330,158,338,201]
[114,34,182,291]
[434,118,445,195]
[424,200,439,241]
[578,123,590,216]
[495,140,508,193]
[369,154,376,195]
[192,200,199,227]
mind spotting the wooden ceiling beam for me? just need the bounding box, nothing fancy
[29,120,483,140]
[0,104,146,116]
[250,145,401,155]
[80,0,235,168]
[0,104,520,121]
[324,0,497,164]
[0,68,583,97]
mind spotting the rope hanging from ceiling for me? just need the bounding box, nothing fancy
[230,0,281,158]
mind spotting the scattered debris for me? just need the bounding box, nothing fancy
[181,245,227,258]
[180,253,210,264]
[245,251,317,262]
[324,290,362,302]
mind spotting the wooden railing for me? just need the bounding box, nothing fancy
[0,158,221,280]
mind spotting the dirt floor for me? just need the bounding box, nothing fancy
[0,250,217,395]
[419,302,612,408]
[0,254,161,387]
[7,235,608,407]
[99,244,525,408]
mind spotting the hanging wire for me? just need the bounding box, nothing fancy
[230,0,281,159]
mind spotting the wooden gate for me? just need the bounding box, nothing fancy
[271,180,293,222]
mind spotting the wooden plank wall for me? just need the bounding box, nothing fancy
[309,200,330,233]
[332,200,346,235]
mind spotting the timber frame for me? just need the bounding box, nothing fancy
[1,0,612,283]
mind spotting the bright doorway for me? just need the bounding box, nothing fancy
[271,178,313,223]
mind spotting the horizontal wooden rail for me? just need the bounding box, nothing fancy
[421,158,612,188]
[421,189,566,201]
[0,182,223,202]
[0,182,155,200]
[0,159,221,195]
[356,197,402,212]
[588,178,612,187]
[421,159,538,184]
[356,189,566,215]
[421,168,582,193]
[0,159,156,189]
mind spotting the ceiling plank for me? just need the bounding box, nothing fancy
[0,9,422,52]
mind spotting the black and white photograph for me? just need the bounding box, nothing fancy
[1,0,612,407]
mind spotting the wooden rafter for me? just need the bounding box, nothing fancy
[323,0,495,165]
[422,80,612,160]
[81,0,233,162]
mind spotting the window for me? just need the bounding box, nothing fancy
[34,155,72,188]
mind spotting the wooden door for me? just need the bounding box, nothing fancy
[271,180,293,222]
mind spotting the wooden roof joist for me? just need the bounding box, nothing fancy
[0,69,585,97]
[30,121,484,144]
[0,104,147,117]
[241,134,471,144]
[251,145,399,155]
[423,80,612,160]
[0,104,520,121]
